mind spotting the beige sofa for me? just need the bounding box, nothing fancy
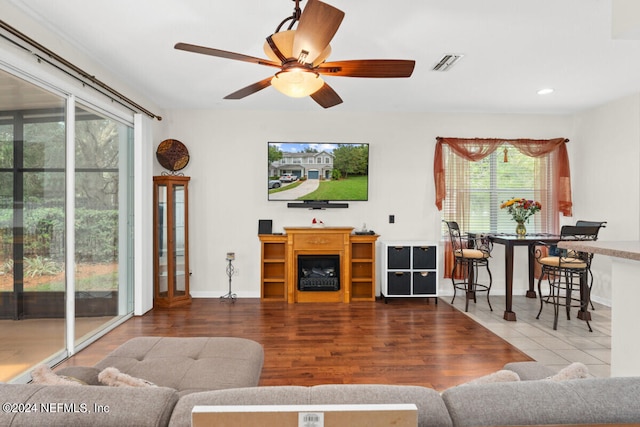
[0,337,264,427]
[169,362,640,427]
[2,337,639,427]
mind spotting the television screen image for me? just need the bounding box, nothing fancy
[268,142,369,202]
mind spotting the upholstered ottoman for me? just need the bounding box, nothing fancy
[92,337,264,396]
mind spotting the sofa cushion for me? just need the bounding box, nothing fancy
[503,361,556,380]
[93,337,264,395]
[441,377,640,426]
[168,384,453,427]
[461,369,520,386]
[0,383,178,427]
[55,366,102,386]
[310,384,452,427]
[168,386,309,427]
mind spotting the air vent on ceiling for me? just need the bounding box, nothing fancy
[432,54,464,71]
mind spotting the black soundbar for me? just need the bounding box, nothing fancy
[287,201,349,209]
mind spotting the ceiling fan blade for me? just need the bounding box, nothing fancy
[292,0,344,64]
[223,77,273,100]
[175,42,280,68]
[317,60,416,78]
[310,82,343,109]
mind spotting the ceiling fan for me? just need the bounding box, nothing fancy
[174,0,416,108]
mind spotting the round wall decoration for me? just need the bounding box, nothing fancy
[156,139,190,171]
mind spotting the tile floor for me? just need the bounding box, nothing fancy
[448,293,611,377]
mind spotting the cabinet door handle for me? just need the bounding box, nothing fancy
[394,272,404,276]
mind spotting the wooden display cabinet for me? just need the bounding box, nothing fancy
[153,175,191,307]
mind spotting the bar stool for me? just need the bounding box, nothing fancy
[575,220,606,310]
[444,221,493,312]
[535,225,600,331]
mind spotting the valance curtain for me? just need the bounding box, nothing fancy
[434,137,572,215]
[434,137,572,279]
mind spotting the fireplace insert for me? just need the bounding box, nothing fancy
[297,255,340,291]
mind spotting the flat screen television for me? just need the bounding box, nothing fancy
[268,142,369,206]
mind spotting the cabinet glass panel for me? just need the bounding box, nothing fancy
[157,184,168,295]
[173,184,186,296]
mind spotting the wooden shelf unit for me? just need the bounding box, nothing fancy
[350,235,378,301]
[258,228,378,303]
[259,234,288,301]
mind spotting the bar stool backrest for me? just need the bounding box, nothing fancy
[444,220,464,253]
[575,220,606,239]
[560,225,601,241]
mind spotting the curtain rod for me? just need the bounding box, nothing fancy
[436,137,569,143]
[0,19,162,121]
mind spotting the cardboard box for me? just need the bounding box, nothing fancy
[192,403,418,427]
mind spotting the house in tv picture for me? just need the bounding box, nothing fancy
[270,151,335,181]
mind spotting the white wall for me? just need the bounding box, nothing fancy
[571,94,640,305]
[161,109,574,298]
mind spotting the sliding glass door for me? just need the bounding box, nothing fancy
[74,105,134,341]
[0,68,135,382]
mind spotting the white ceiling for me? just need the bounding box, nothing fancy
[5,0,640,114]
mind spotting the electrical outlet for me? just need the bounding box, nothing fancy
[389,214,395,223]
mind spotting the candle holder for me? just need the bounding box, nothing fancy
[220,252,237,303]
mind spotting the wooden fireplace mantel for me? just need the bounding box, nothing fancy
[259,227,378,303]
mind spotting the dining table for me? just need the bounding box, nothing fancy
[468,232,561,321]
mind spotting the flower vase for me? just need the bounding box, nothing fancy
[515,221,526,238]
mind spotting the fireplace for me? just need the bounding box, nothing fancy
[297,255,340,291]
[260,226,377,303]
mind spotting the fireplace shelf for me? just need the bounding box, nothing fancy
[259,227,378,303]
[259,235,288,300]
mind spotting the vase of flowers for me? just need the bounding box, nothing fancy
[500,198,542,237]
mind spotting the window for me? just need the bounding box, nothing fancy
[444,143,552,233]
[435,137,572,236]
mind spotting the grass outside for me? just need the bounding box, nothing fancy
[0,263,118,292]
[299,175,368,200]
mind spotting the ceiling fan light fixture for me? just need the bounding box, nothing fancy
[271,69,324,98]
[264,30,296,62]
[264,30,332,66]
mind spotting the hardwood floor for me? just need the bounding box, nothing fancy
[57,298,532,391]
